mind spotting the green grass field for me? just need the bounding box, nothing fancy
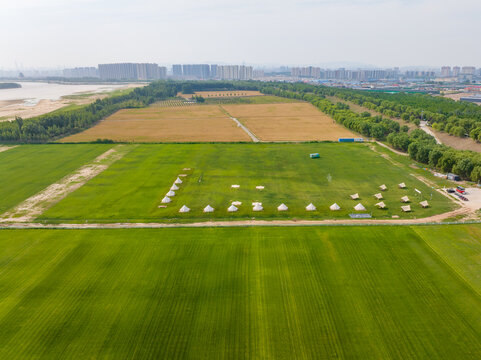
[0,144,112,213]
[0,225,481,359]
[39,143,455,223]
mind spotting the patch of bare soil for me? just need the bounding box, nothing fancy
[0,145,132,222]
[0,145,16,153]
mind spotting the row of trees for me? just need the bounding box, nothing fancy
[259,82,481,182]
[310,86,481,141]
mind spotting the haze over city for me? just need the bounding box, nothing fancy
[1,0,480,69]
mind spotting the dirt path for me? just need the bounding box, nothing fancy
[0,145,133,222]
[375,141,409,156]
[420,121,442,144]
[219,106,259,142]
[0,145,17,153]
[0,206,475,229]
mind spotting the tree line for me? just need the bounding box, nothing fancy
[259,83,481,182]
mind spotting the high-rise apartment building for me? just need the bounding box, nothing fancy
[452,66,461,77]
[172,64,183,77]
[441,66,451,77]
[461,66,476,75]
[98,63,166,80]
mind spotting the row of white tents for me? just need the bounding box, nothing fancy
[176,200,430,213]
[161,177,184,204]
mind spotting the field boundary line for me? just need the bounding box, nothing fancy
[0,209,477,229]
[0,145,134,223]
[219,105,259,142]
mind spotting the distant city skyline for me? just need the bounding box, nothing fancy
[1,0,480,69]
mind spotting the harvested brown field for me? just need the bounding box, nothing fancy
[179,90,263,98]
[60,105,252,143]
[222,102,357,141]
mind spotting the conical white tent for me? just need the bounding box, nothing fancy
[420,200,429,208]
[330,203,341,211]
[179,205,190,213]
[374,193,383,200]
[174,177,183,184]
[170,184,179,191]
[228,204,238,212]
[399,182,406,189]
[354,203,366,211]
[350,193,360,200]
[253,204,263,211]
[379,184,387,191]
[375,201,386,209]
[306,203,316,211]
[401,196,410,203]
[161,196,171,204]
[203,205,214,213]
[166,190,176,197]
[401,205,411,212]
[277,203,288,211]
[232,201,242,206]
[252,202,262,206]
[256,186,265,190]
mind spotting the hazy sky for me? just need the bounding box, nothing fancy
[1,0,480,69]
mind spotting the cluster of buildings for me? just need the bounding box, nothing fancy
[63,63,167,80]
[172,64,254,80]
[440,66,478,81]
[291,67,401,81]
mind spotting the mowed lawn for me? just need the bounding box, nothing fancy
[0,225,481,358]
[0,144,112,214]
[40,143,455,223]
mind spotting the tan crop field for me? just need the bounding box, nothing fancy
[222,103,357,141]
[179,90,263,98]
[61,105,251,142]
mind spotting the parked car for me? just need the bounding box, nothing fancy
[456,186,466,194]
[446,188,455,193]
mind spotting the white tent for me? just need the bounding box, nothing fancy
[252,202,262,206]
[231,184,240,189]
[256,185,265,190]
[350,193,360,200]
[420,200,429,208]
[170,184,179,191]
[306,203,316,211]
[330,203,341,211]
[379,184,387,191]
[401,196,410,203]
[401,205,411,212]
[179,205,190,213]
[166,190,176,197]
[354,203,366,211]
[161,196,171,204]
[228,204,238,212]
[174,177,183,184]
[374,193,383,200]
[399,182,406,189]
[277,203,288,211]
[232,201,242,206]
[203,205,214,213]
[253,204,263,211]
[375,201,386,209]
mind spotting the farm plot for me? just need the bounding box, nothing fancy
[0,144,112,214]
[1,225,481,358]
[60,105,251,143]
[39,143,455,223]
[222,102,357,141]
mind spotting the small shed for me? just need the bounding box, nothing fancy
[447,173,460,181]
[310,153,320,159]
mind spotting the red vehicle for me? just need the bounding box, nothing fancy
[456,186,466,194]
